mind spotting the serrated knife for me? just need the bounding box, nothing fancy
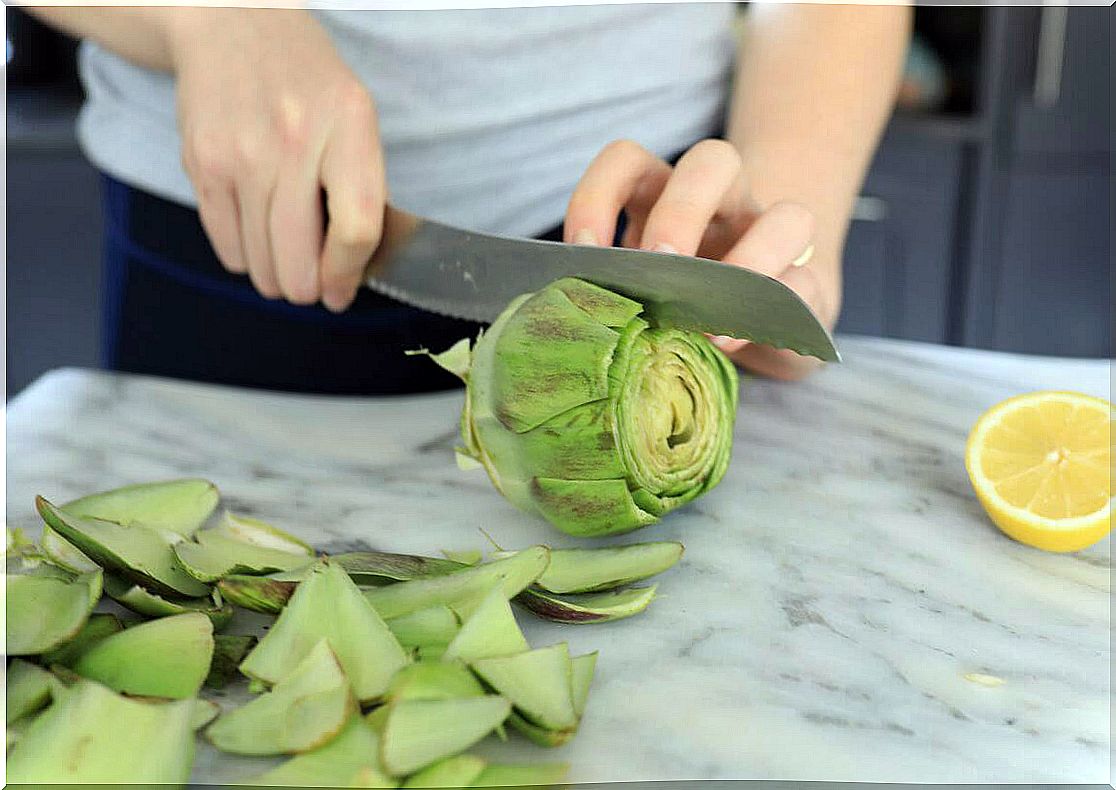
[363,206,839,362]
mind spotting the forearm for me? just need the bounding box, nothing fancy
[726,3,912,324]
[19,7,315,74]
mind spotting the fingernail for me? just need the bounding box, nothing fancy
[573,229,598,246]
[710,335,733,347]
[651,243,678,254]
[791,244,815,268]
[322,291,349,313]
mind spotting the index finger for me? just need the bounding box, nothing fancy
[564,140,672,247]
[318,98,386,313]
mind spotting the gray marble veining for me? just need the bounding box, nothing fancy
[5,336,1110,783]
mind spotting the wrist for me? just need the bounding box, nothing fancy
[159,8,219,72]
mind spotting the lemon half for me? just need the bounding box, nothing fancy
[965,390,1113,553]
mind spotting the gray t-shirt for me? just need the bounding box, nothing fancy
[78,3,736,237]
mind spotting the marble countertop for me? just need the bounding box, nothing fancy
[5,336,1110,784]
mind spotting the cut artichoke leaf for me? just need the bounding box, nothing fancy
[6,569,102,655]
[471,762,570,788]
[240,559,410,703]
[62,478,219,538]
[441,549,483,566]
[265,550,467,586]
[402,754,487,788]
[386,605,461,651]
[6,714,34,752]
[212,510,314,555]
[4,526,46,567]
[365,546,550,620]
[455,450,484,471]
[451,277,738,537]
[207,638,355,755]
[190,698,222,730]
[103,573,233,627]
[365,703,391,734]
[380,696,511,777]
[206,634,260,689]
[442,584,528,663]
[6,659,65,724]
[174,529,311,582]
[531,541,683,593]
[470,643,577,732]
[41,525,100,573]
[217,550,470,614]
[36,496,211,597]
[570,651,598,718]
[409,337,473,382]
[386,662,486,703]
[335,550,468,584]
[251,715,396,788]
[506,711,574,748]
[217,574,297,613]
[72,611,215,699]
[41,612,124,668]
[515,585,658,624]
[6,679,196,784]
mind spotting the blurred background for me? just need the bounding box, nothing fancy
[6,4,1111,398]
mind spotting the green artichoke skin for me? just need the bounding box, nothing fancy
[459,277,738,537]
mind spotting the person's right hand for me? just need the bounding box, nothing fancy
[169,8,384,311]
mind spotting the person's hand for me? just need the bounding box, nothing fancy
[564,139,839,380]
[170,8,384,311]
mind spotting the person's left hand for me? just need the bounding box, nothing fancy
[564,139,839,381]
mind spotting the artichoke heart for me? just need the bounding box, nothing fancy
[443,277,738,536]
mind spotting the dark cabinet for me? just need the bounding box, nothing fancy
[838,137,962,344]
[962,7,1111,357]
[839,7,1111,358]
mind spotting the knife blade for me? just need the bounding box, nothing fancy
[363,206,839,362]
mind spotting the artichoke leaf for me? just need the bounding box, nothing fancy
[6,569,102,655]
[62,478,219,538]
[41,612,124,667]
[380,695,511,777]
[534,541,683,593]
[6,680,196,784]
[174,528,310,582]
[217,573,297,613]
[386,605,461,652]
[40,525,100,573]
[206,638,355,755]
[402,754,487,788]
[386,662,486,703]
[6,660,65,724]
[212,510,313,555]
[239,559,410,703]
[442,584,528,663]
[205,634,259,689]
[71,612,214,699]
[251,716,396,787]
[470,643,577,732]
[515,585,658,624]
[103,573,233,627]
[364,547,549,620]
[36,496,210,597]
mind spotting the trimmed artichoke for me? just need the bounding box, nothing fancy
[431,277,738,536]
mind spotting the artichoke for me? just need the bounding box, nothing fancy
[429,277,738,537]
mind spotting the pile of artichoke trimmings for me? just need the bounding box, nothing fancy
[6,479,686,786]
[429,277,739,536]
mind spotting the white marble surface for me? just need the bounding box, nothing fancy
[5,336,1110,784]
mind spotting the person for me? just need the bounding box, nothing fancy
[26,3,910,394]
